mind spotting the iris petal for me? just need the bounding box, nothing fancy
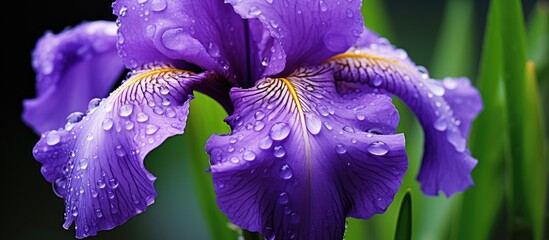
[33,67,210,238]
[226,0,364,75]
[23,21,124,133]
[113,0,248,83]
[206,66,407,239]
[325,29,483,196]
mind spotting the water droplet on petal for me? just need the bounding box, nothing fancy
[119,6,128,16]
[151,0,167,11]
[102,118,114,131]
[97,179,106,189]
[317,105,329,117]
[254,121,265,131]
[278,192,289,204]
[137,112,149,122]
[323,121,333,130]
[88,98,102,113]
[254,110,265,120]
[145,124,159,135]
[207,42,220,57]
[273,146,286,158]
[119,104,133,117]
[446,129,466,152]
[108,178,119,189]
[95,209,103,218]
[336,143,347,154]
[343,126,355,133]
[248,6,261,17]
[259,136,273,149]
[46,131,61,146]
[443,78,458,90]
[280,164,293,179]
[125,120,135,130]
[115,145,126,157]
[305,113,322,135]
[426,81,445,96]
[145,24,156,39]
[230,156,240,164]
[355,112,365,120]
[433,117,447,131]
[270,123,291,140]
[66,112,85,125]
[372,75,383,86]
[243,150,256,161]
[79,158,89,170]
[52,177,66,197]
[367,141,389,156]
[319,0,328,11]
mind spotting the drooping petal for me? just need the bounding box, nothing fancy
[23,21,124,133]
[226,0,364,75]
[206,66,407,239]
[113,0,248,83]
[325,29,483,196]
[33,67,210,238]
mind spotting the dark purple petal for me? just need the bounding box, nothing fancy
[23,21,124,133]
[226,0,364,75]
[33,67,209,238]
[325,29,483,196]
[113,0,248,83]
[206,66,407,239]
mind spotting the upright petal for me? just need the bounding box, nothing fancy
[325,29,483,196]
[207,66,407,239]
[33,67,210,238]
[23,21,124,133]
[227,0,364,75]
[113,0,248,83]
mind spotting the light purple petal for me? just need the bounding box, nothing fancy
[226,0,364,75]
[23,21,124,133]
[113,0,248,83]
[33,67,208,238]
[206,66,407,239]
[325,29,483,196]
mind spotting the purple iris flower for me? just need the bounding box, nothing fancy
[23,0,482,239]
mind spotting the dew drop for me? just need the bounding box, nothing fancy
[165,108,176,118]
[317,105,329,117]
[273,146,286,158]
[319,0,328,11]
[343,125,355,133]
[426,81,445,96]
[97,179,106,189]
[52,177,66,197]
[95,209,103,218]
[125,120,135,130]
[336,143,347,154]
[108,178,119,189]
[372,75,383,87]
[230,156,240,164]
[305,113,322,135]
[254,121,265,131]
[270,122,291,140]
[66,112,85,124]
[119,104,133,117]
[355,112,365,120]
[145,124,159,135]
[46,131,61,146]
[367,141,389,156]
[102,118,114,131]
[87,98,102,113]
[254,110,265,120]
[145,24,157,39]
[278,192,289,204]
[79,158,89,170]
[443,78,458,90]
[446,129,466,152]
[433,117,447,131]
[259,136,273,149]
[280,164,293,179]
[151,0,167,11]
[115,145,126,157]
[243,150,256,161]
[137,112,149,122]
[207,42,220,57]
[118,6,128,16]
[323,121,333,130]
[248,6,261,17]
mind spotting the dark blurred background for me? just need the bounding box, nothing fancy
[3,0,538,239]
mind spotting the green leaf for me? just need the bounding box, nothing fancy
[361,0,395,40]
[527,2,549,79]
[430,0,475,78]
[394,190,412,240]
[184,93,236,240]
[455,0,507,239]
[498,0,536,237]
[522,61,547,240]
